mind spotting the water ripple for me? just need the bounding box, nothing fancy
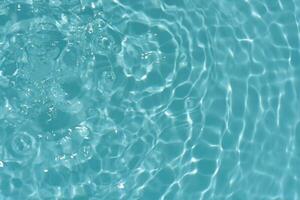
[0,0,299,199]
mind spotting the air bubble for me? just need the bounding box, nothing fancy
[118,34,161,81]
[185,97,199,110]
[10,132,36,157]
[97,71,116,94]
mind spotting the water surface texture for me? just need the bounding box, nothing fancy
[0,0,300,199]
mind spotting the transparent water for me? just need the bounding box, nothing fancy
[0,0,299,199]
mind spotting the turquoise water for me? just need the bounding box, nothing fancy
[0,0,300,199]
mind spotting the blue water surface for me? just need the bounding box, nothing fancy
[0,0,300,199]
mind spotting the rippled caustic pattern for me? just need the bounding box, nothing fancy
[0,0,300,199]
